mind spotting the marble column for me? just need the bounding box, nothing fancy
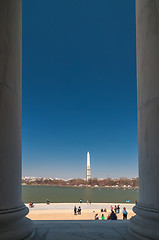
[0,1,33,239]
[129,1,159,239]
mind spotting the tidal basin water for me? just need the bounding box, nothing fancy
[22,186,139,203]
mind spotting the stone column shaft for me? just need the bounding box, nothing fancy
[130,1,159,239]
[0,1,33,239]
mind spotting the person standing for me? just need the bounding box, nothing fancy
[78,206,81,215]
[114,205,117,213]
[117,205,120,214]
[107,211,117,220]
[110,206,113,212]
[122,207,128,219]
[101,214,105,220]
[74,206,77,215]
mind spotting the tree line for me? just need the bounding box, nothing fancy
[22,177,139,188]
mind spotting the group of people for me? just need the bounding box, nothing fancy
[110,205,120,213]
[95,213,110,220]
[74,206,81,215]
[29,202,34,208]
[95,212,117,220]
[110,205,128,220]
[101,208,107,212]
[95,205,128,220]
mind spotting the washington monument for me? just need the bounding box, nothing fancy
[86,152,91,181]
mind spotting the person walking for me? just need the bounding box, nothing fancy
[95,214,99,220]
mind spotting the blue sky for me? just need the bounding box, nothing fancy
[22,0,137,179]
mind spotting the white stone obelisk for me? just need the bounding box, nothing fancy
[86,152,91,181]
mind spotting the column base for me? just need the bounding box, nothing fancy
[0,204,34,240]
[129,205,159,240]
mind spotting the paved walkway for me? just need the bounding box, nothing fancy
[33,220,135,240]
[27,203,135,221]
[27,203,134,211]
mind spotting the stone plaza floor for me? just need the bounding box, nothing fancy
[33,220,134,240]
